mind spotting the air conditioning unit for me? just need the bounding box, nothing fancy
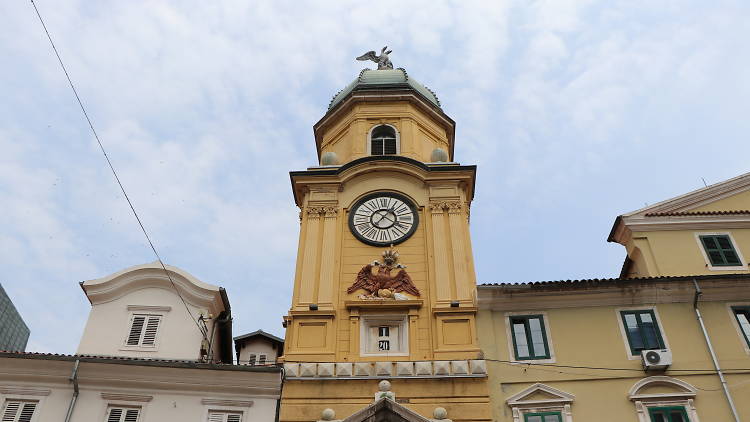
[641,349,672,370]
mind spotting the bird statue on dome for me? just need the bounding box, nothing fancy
[356,46,394,70]
[348,247,420,298]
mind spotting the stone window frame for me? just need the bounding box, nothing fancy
[614,306,671,361]
[726,302,750,355]
[628,376,699,422]
[0,387,50,422]
[504,311,556,364]
[693,231,748,271]
[367,123,400,156]
[98,393,152,422]
[201,399,253,422]
[359,314,409,357]
[506,383,574,422]
[119,305,171,353]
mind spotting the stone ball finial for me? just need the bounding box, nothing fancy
[378,380,391,392]
[430,148,449,162]
[321,408,336,421]
[321,151,340,166]
[433,407,448,420]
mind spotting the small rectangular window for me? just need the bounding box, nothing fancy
[524,411,562,422]
[247,354,256,365]
[106,406,140,422]
[208,411,242,422]
[648,406,689,422]
[509,315,550,360]
[126,314,161,347]
[732,306,750,347]
[1,400,37,422]
[257,354,267,365]
[700,235,742,266]
[621,310,665,355]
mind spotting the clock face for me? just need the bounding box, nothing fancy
[348,192,419,246]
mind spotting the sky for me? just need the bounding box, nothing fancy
[1,0,749,354]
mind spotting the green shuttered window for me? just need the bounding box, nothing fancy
[699,235,742,266]
[648,406,689,422]
[524,411,562,422]
[510,315,550,360]
[621,310,665,355]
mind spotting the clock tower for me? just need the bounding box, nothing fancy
[280,58,491,422]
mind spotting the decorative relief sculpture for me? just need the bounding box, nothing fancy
[347,248,420,299]
[356,46,393,70]
[429,200,463,214]
[305,205,338,219]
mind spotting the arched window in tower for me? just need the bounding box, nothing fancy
[370,125,398,155]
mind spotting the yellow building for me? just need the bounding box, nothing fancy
[478,173,750,421]
[279,64,491,422]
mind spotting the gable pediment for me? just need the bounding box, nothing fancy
[609,171,750,243]
[506,383,575,406]
[341,399,432,422]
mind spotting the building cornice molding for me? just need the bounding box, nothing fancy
[478,277,750,310]
[81,262,224,314]
[608,172,750,243]
[201,398,254,408]
[100,392,153,402]
[0,387,51,396]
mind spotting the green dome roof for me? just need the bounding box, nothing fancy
[328,68,441,110]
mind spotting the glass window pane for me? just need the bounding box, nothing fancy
[650,413,666,422]
[702,236,717,249]
[640,313,661,349]
[708,251,724,264]
[670,410,686,422]
[624,314,644,350]
[513,322,530,358]
[717,236,732,249]
[544,415,561,422]
[528,318,547,357]
[526,416,542,422]
[723,250,740,265]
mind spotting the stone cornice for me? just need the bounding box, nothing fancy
[81,262,223,314]
[100,392,153,402]
[290,156,476,207]
[478,276,750,311]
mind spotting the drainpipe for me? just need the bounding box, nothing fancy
[692,279,740,422]
[274,367,285,422]
[64,359,80,422]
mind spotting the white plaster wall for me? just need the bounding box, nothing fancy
[77,286,209,361]
[0,358,281,422]
[237,338,279,365]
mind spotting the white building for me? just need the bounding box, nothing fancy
[234,330,284,367]
[0,262,282,422]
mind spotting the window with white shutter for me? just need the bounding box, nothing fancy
[1,401,37,422]
[105,406,140,422]
[125,314,161,347]
[207,411,242,422]
[257,354,267,365]
[247,354,256,366]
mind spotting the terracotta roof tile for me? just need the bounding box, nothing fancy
[644,210,750,217]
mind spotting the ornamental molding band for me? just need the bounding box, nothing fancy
[348,248,420,299]
[429,200,463,214]
[306,205,339,219]
[283,359,487,380]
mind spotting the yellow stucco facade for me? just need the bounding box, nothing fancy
[478,173,750,421]
[279,70,491,422]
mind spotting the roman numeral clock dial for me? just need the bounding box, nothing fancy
[348,192,419,246]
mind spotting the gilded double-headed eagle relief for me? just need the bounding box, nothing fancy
[347,248,420,299]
